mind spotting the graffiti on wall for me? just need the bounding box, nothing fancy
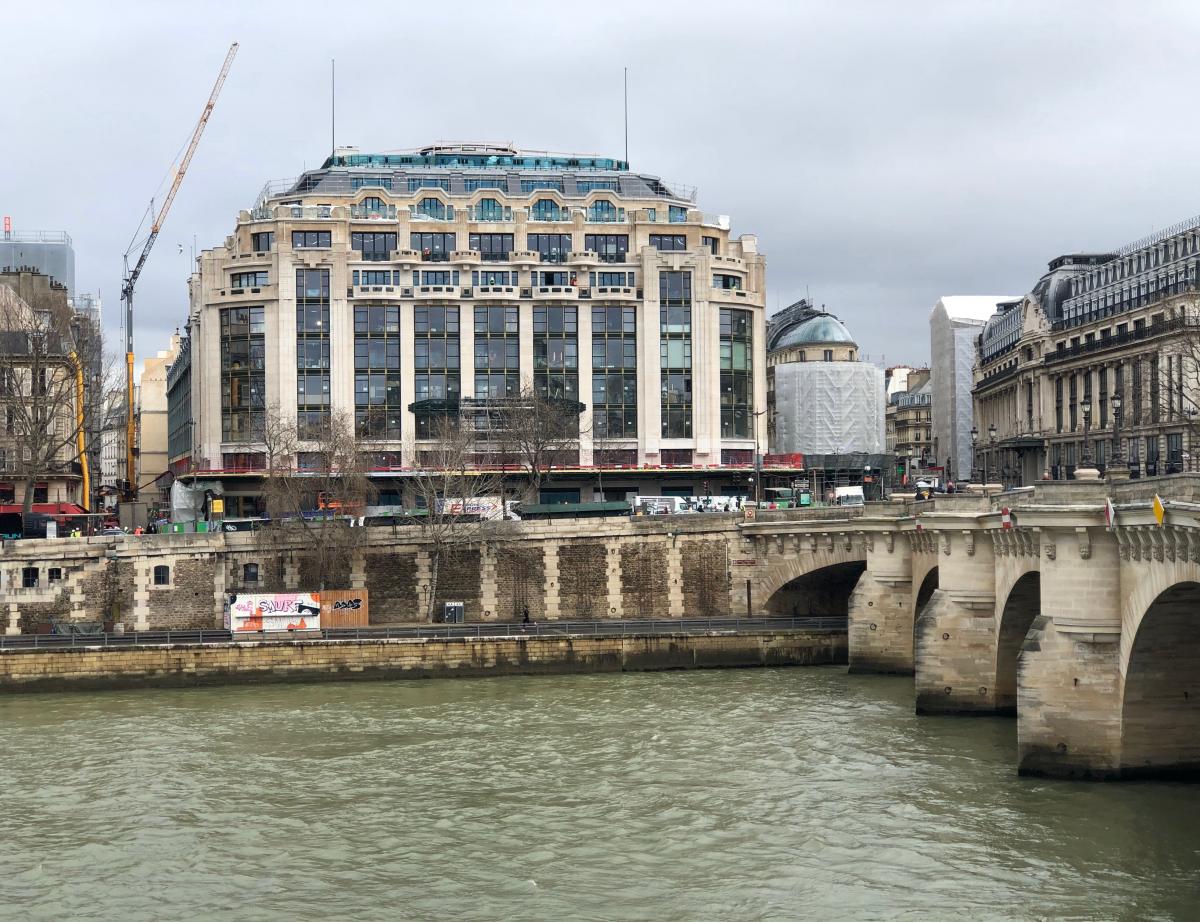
[230,593,321,633]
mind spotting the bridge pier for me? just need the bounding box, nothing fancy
[1017,525,1132,778]
[914,526,1001,714]
[1017,616,1122,778]
[848,533,915,674]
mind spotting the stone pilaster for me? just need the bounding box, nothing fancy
[542,542,561,620]
[666,537,684,618]
[414,548,433,621]
[479,545,498,620]
[6,603,20,635]
[132,559,151,632]
[606,539,623,618]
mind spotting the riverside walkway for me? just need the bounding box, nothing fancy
[0,616,847,652]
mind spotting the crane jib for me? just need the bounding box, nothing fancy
[120,41,238,502]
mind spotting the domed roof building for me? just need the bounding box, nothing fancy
[766,299,885,465]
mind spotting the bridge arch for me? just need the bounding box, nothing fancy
[995,570,1041,714]
[753,539,867,616]
[764,560,867,617]
[913,565,938,621]
[1120,580,1200,777]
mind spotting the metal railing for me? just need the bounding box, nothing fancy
[0,616,847,651]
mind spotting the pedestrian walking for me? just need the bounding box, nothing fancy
[522,605,531,625]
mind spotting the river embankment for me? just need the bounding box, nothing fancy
[0,628,846,693]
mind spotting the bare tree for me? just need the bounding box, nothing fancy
[493,384,586,502]
[405,414,503,621]
[0,286,115,514]
[1153,310,1200,471]
[254,409,376,592]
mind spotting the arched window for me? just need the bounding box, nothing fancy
[474,198,506,221]
[359,196,386,213]
[414,197,449,220]
[153,565,170,586]
[530,199,564,221]
[586,200,619,223]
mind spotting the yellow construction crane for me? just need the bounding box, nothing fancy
[121,42,238,500]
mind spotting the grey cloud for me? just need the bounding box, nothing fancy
[3,0,1198,369]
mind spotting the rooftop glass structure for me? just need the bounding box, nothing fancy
[264,143,695,205]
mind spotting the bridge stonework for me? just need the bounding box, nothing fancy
[4,476,1200,779]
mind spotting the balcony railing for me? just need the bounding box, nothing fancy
[1043,316,1199,365]
[350,204,397,220]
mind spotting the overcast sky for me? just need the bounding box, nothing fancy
[4,0,1199,371]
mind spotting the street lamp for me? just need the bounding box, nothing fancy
[1080,396,1093,468]
[970,426,979,482]
[987,423,997,483]
[1111,389,1123,465]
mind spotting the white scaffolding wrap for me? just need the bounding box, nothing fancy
[772,362,885,455]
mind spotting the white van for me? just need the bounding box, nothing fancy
[633,496,691,515]
[834,486,865,506]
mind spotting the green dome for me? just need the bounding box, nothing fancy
[772,314,856,349]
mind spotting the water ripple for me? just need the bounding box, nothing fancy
[0,668,1198,921]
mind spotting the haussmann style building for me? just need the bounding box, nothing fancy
[973,216,1200,486]
[174,143,782,514]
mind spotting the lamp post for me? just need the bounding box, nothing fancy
[1108,388,1128,481]
[970,425,979,483]
[987,422,997,483]
[1080,396,1093,467]
[1076,395,1101,480]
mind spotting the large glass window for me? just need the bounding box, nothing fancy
[584,234,629,263]
[472,270,517,287]
[650,234,687,252]
[353,305,403,440]
[474,307,520,398]
[408,177,450,193]
[720,308,753,438]
[250,231,274,252]
[220,306,265,442]
[577,179,617,193]
[351,232,397,261]
[712,273,742,290]
[521,180,564,194]
[411,232,456,261]
[589,271,635,288]
[230,271,268,289]
[660,271,692,438]
[466,178,507,192]
[296,268,330,439]
[668,205,688,223]
[534,307,578,401]
[292,230,331,248]
[528,233,572,263]
[469,233,514,261]
[413,307,461,438]
[592,306,637,438]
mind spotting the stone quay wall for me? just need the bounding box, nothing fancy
[0,629,847,693]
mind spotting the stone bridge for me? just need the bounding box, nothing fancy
[4,476,1200,779]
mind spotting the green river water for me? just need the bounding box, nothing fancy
[1,667,1197,921]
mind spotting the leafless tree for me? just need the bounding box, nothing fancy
[0,286,116,514]
[254,409,376,591]
[1152,310,1200,471]
[405,414,503,621]
[493,383,586,502]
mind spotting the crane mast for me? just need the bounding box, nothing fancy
[121,42,238,501]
